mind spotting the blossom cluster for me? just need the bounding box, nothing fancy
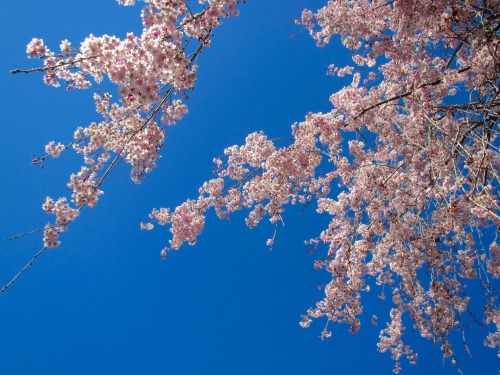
[144,0,500,371]
[41,197,79,247]
[28,0,242,247]
[23,0,499,371]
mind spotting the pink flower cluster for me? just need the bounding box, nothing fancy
[33,0,242,248]
[42,197,79,247]
[44,141,65,158]
[143,0,500,371]
[484,308,500,357]
[24,0,499,370]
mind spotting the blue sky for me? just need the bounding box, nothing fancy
[0,1,498,374]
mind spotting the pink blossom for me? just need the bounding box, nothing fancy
[44,141,65,158]
[19,0,500,371]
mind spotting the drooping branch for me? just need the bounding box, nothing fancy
[0,246,47,295]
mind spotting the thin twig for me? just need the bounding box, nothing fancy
[10,56,96,74]
[6,228,45,241]
[0,246,48,295]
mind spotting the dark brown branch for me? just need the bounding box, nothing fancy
[445,41,464,70]
[0,246,48,295]
[354,67,471,120]
[10,56,96,75]
[6,228,45,241]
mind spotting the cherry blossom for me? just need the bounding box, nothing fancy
[8,0,500,372]
[15,0,243,248]
[143,0,500,371]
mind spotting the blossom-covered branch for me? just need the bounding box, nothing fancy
[17,0,242,248]
[145,0,500,372]
[3,0,243,294]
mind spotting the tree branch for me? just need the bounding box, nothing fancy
[0,246,48,295]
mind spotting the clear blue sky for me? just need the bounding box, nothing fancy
[0,1,498,374]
